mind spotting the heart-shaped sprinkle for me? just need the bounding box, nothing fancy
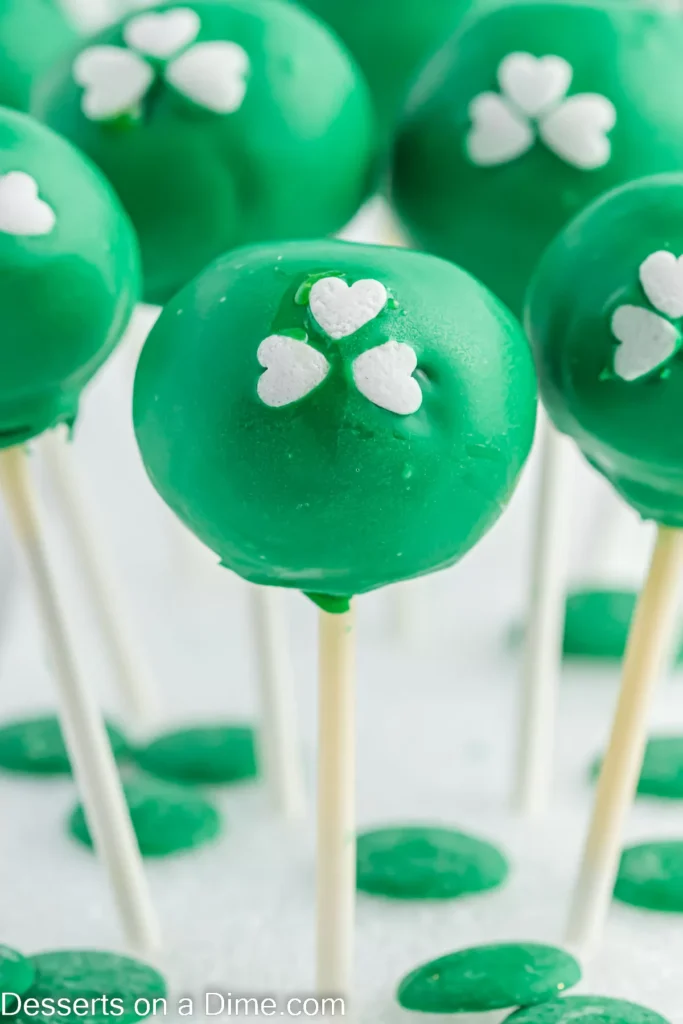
[498,52,572,117]
[611,305,680,382]
[309,277,388,340]
[74,46,153,120]
[257,335,330,407]
[466,93,534,167]
[539,93,616,170]
[124,8,200,59]
[352,341,422,415]
[639,250,683,320]
[165,41,249,113]
[0,172,55,236]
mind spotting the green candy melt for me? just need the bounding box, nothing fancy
[34,0,375,305]
[615,840,683,913]
[527,174,683,526]
[397,943,581,1013]
[0,715,129,775]
[592,736,683,800]
[133,240,536,604]
[69,776,222,857]
[356,825,509,900]
[0,0,77,113]
[0,945,36,1006]
[504,996,670,1023]
[393,1,683,317]
[134,725,258,786]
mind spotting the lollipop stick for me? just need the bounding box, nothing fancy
[250,584,306,821]
[39,429,159,732]
[316,604,356,997]
[0,445,160,955]
[515,417,574,816]
[566,524,683,955]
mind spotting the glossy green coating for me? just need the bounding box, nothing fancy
[134,724,258,785]
[527,174,683,526]
[26,951,166,1024]
[356,825,509,899]
[393,1,683,316]
[293,0,473,140]
[0,0,77,113]
[69,776,222,856]
[563,589,638,660]
[133,240,536,603]
[0,946,35,1002]
[0,108,139,448]
[592,736,683,800]
[615,840,683,913]
[397,943,581,1013]
[504,996,670,1023]
[0,715,130,775]
[34,0,375,306]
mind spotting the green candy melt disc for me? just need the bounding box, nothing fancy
[69,776,222,857]
[397,943,581,1013]
[0,715,129,775]
[134,725,258,786]
[356,825,509,900]
[615,840,683,913]
[25,951,166,1024]
[504,995,670,1023]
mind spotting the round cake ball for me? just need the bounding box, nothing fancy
[33,0,375,306]
[527,173,683,526]
[292,0,473,140]
[133,240,536,604]
[393,1,683,315]
[0,0,77,112]
[0,108,139,447]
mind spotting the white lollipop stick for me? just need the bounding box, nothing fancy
[316,604,356,997]
[250,585,306,821]
[39,428,159,733]
[0,445,160,956]
[566,524,683,956]
[514,415,575,817]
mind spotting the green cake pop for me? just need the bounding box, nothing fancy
[393,0,683,316]
[133,240,536,607]
[0,0,77,112]
[34,0,375,305]
[0,107,139,447]
[527,174,683,526]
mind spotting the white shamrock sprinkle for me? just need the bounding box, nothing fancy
[257,335,330,407]
[75,10,249,121]
[0,172,56,236]
[309,277,388,340]
[611,251,683,381]
[352,341,422,415]
[467,51,616,170]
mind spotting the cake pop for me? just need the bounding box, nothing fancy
[0,0,77,112]
[526,172,683,951]
[34,0,375,305]
[133,238,537,991]
[392,0,683,816]
[0,106,158,952]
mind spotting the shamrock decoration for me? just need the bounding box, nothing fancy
[466,52,616,170]
[74,7,249,121]
[611,251,683,382]
[0,171,55,236]
[256,276,423,415]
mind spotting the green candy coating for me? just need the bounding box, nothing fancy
[292,0,473,140]
[397,942,581,1013]
[527,174,683,526]
[393,1,683,316]
[0,108,139,447]
[615,840,683,913]
[0,715,129,775]
[504,996,670,1023]
[26,951,166,1024]
[0,0,77,113]
[134,724,258,785]
[34,0,375,306]
[592,736,683,800]
[563,589,638,660]
[356,825,509,900]
[0,946,36,1002]
[69,776,222,857]
[133,240,536,602]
